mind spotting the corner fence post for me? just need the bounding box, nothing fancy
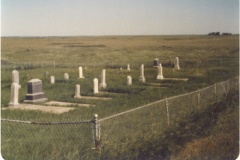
[93,114,100,149]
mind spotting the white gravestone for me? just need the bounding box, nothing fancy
[127,64,130,71]
[12,70,19,84]
[156,64,164,80]
[93,78,99,93]
[24,79,48,103]
[127,76,132,85]
[50,76,55,84]
[79,66,85,78]
[174,57,180,70]
[64,73,69,80]
[139,64,146,82]
[9,83,21,106]
[99,69,107,89]
[74,84,81,98]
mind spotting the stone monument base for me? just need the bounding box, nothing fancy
[24,92,48,103]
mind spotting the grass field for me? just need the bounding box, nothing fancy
[1,35,239,159]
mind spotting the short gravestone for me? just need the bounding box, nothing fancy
[99,69,107,89]
[24,79,48,103]
[156,64,164,79]
[127,76,132,85]
[153,58,159,67]
[45,71,49,78]
[174,57,180,70]
[74,84,81,98]
[64,73,69,80]
[139,64,146,82]
[9,83,21,106]
[93,78,99,94]
[79,66,85,78]
[12,70,19,84]
[50,76,55,84]
[127,64,131,71]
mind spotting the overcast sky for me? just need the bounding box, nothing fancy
[1,0,239,36]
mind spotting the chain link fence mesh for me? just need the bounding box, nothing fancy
[1,77,239,159]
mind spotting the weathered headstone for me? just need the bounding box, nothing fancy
[156,64,164,79]
[64,73,69,80]
[93,78,99,93]
[119,67,123,71]
[45,71,49,78]
[79,66,85,78]
[127,76,132,85]
[139,64,146,82]
[12,70,19,84]
[99,69,107,89]
[174,57,180,70]
[24,79,48,103]
[153,58,159,67]
[50,76,55,84]
[9,83,21,106]
[74,84,81,98]
[127,64,131,71]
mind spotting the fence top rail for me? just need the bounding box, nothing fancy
[1,118,93,125]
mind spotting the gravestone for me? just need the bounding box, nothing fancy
[119,67,123,71]
[24,79,48,103]
[156,64,164,79]
[139,64,146,82]
[45,71,49,78]
[9,83,21,106]
[12,70,19,84]
[99,69,107,89]
[174,57,180,70]
[74,84,81,98]
[50,76,55,84]
[127,76,132,85]
[64,73,69,80]
[127,64,131,71]
[153,58,159,67]
[79,66,85,78]
[93,78,99,93]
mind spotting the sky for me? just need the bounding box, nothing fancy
[1,0,239,36]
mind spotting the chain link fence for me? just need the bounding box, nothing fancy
[1,77,239,159]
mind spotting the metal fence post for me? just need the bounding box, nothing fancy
[197,90,200,105]
[214,83,217,100]
[93,114,100,149]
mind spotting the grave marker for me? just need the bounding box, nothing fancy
[74,84,81,98]
[100,69,107,89]
[50,76,55,84]
[174,57,180,70]
[12,70,19,84]
[156,64,164,80]
[79,66,85,78]
[24,79,48,103]
[127,76,132,85]
[139,64,146,82]
[93,78,99,93]
[9,83,21,106]
[153,58,159,67]
[64,73,69,80]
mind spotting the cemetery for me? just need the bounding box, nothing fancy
[1,35,239,159]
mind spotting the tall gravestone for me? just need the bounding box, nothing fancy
[174,57,180,70]
[9,83,21,106]
[139,64,146,82]
[12,70,19,84]
[79,66,85,78]
[24,79,48,103]
[99,69,107,89]
[127,76,132,85]
[93,78,99,94]
[156,64,164,79]
[74,84,81,98]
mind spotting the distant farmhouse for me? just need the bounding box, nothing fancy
[208,32,232,36]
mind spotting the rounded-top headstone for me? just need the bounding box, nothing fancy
[12,70,19,84]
